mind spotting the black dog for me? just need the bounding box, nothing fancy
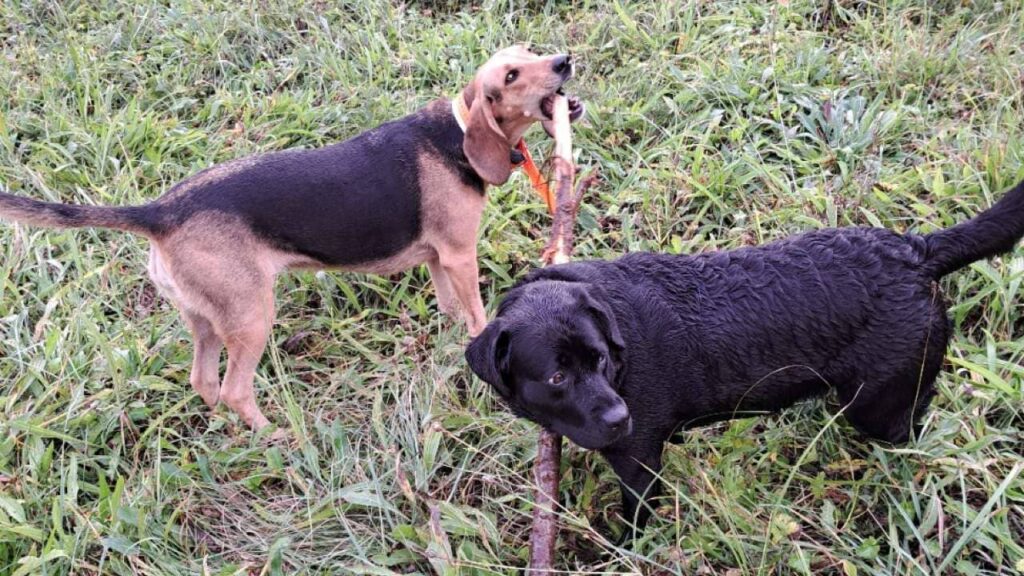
[466,179,1024,535]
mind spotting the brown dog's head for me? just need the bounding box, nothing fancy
[461,45,584,185]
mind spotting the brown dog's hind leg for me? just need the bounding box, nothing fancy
[148,246,224,411]
[183,311,223,409]
[154,217,283,434]
[216,284,277,433]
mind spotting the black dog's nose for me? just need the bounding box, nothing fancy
[601,402,630,431]
[552,54,572,75]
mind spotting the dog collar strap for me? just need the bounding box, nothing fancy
[515,139,555,214]
[452,93,470,132]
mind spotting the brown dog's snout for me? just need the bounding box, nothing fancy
[551,54,572,76]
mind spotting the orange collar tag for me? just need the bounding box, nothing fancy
[453,92,554,214]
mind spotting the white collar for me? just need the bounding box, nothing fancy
[451,94,469,132]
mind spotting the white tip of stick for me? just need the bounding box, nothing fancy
[550,95,572,161]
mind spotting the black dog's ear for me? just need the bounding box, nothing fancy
[465,319,512,398]
[575,285,625,371]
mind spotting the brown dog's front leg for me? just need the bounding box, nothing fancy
[437,249,486,336]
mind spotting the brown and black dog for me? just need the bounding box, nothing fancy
[0,46,583,434]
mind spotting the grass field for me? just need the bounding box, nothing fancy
[1,1,1023,574]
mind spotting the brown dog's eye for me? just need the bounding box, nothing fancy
[505,69,519,85]
[548,371,565,386]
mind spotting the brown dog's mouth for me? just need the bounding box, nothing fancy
[540,89,584,122]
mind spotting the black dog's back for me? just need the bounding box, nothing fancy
[601,226,942,440]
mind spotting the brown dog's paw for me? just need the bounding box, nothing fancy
[437,301,458,317]
[436,295,462,318]
[256,426,292,446]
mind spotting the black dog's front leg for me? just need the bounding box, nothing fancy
[602,443,663,543]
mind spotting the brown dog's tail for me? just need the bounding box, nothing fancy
[0,189,160,236]
[923,179,1024,278]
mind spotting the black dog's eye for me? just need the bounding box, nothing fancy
[597,355,607,370]
[505,69,519,84]
[548,371,565,386]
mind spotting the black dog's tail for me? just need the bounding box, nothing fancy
[923,179,1024,278]
[0,189,159,236]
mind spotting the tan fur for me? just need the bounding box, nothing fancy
[462,46,572,185]
[3,46,572,436]
[417,150,488,334]
[465,92,513,185]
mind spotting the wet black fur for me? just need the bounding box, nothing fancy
[466,179,1024,538]
[0,100,481,266]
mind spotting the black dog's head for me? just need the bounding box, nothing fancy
[465,279,632,450]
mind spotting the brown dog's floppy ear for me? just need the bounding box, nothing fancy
[464,89,512,185]
[465,319,513,398]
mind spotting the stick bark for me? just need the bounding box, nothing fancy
[527,93,598,573]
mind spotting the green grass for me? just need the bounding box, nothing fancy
[1,0,1022,574]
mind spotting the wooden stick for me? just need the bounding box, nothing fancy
[539,96,575,267]
[528,428,563,572]
[528,93,598,573]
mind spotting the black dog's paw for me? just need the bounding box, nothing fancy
[612,526,636,549]
[608,515,647,549]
